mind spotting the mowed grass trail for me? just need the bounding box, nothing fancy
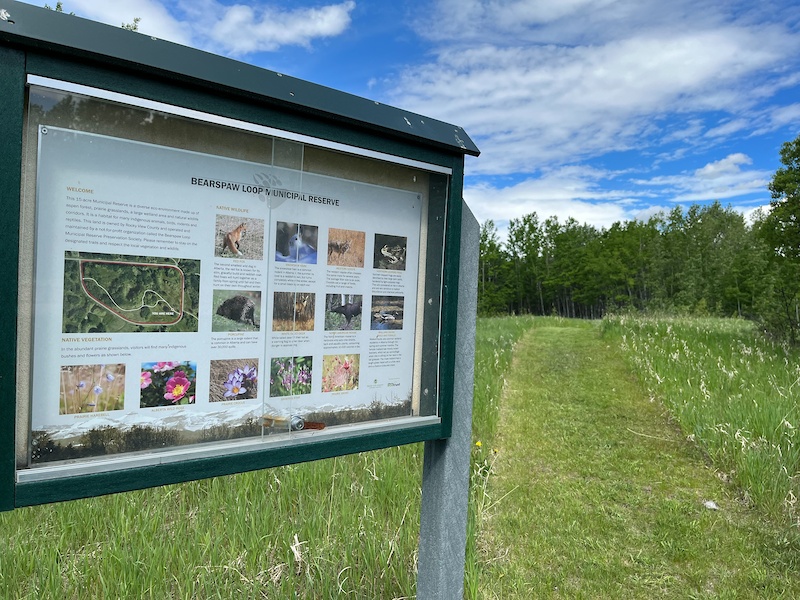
[475,322,800,599]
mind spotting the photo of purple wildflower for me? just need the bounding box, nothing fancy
[140,361,197,407]
[60,363,125,414]
[269,356,313,397]
[210,359,259,402]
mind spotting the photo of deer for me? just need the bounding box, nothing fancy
[272,291,315,331]
[327,227,365,267]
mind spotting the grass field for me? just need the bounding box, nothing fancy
[4,315,800,598]
[602,315,800,523]
[0,314,532,599]
[471,319,800,598]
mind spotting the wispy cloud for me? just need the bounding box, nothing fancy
[382,0,800,232]
[632,153,772,203]
[464,166,639,233]
[205,1,356,55]
[465,152,773,236]
[390,24,798,176]
[35,0,356,56]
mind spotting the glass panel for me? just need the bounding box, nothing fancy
[17,82,446,476]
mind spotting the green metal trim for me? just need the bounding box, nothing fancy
[419,173,448,419]
[438,159,467,438]
[25,53,458,173]
[0,46,25,512]
[0,1,480,158]
[16,422,444,507]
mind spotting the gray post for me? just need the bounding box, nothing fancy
[417,200,479,599]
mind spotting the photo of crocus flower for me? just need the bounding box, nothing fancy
[321,354,359,393]
[209,359,259,402]
[269,356,312,397]
[60,363,125,414]
[140,361,197,407]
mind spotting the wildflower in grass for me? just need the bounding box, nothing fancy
[60,364,126,414]
[475,440,482,448]
[140,361,196,407]
[321,354,358,392]
[270,356,313,396]
[237,365,258,382]
[165,371,191,402]
[153,361,180,373]
[209,359,259,402]
[105,372,115,382]
[296,365,310,384]
[224,375,247,398]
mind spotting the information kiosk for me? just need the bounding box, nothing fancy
[0,2,479,518]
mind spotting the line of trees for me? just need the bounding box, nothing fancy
[479,134,800,343]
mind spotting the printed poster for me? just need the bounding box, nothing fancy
[29,127,423,462]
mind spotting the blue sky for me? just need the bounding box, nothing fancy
[24,0,800,239]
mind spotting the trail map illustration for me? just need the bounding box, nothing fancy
[62,251,200,333]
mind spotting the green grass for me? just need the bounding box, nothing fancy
[6,315,800,598]
[0,449,423,598]
[0,316,533,599]
[602,314,800,522]
[472,319,800,598]
[465,315,573,596]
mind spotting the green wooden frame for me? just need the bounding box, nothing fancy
[0,1,477,511]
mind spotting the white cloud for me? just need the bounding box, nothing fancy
[389,23,798,176]
[463,167,638,235]
[762,103,800,131]
[208,1,356,55]
[466,150,775,241]
[695,153,752,179]
[23,0,356,56]
[632,153,771,202]
[41,0,193,44]
[417,0,788,49]
[705,118,750,138]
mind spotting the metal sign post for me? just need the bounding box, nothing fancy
[418,201,479,598]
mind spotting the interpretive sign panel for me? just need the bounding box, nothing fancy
[17,80,442,480]
[0,0,479,515]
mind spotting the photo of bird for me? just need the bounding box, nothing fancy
[380,244,405,264]
[370,295,404,330]
[373,234,407,270]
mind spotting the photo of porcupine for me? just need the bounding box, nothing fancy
[212,290,261,332]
